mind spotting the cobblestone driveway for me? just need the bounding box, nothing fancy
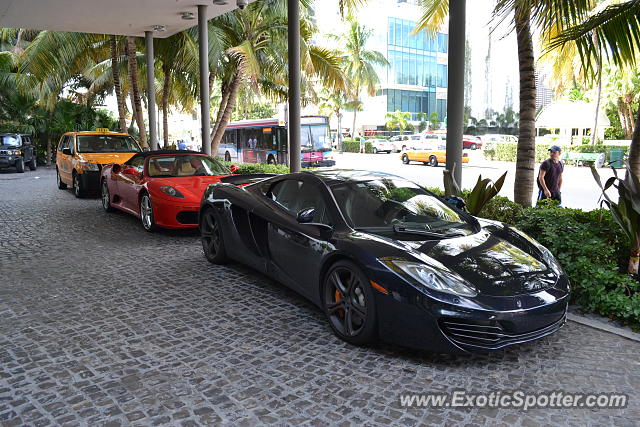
[0,167,638,426]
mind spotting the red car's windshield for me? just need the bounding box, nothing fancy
[146,155,230,177]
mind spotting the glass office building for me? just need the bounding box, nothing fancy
[382,17,448,121]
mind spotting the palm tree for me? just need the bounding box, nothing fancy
[319,89,348,151]
[385,110,411,136]
[551,0,640,176]
[333,16,389,139]
[208,0,346,154]
[414,0,594,207]
[110,35,127,133]
[126,36,147,148]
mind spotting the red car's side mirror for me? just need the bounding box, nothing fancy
[122,167,141,177]
[229,164,240,173]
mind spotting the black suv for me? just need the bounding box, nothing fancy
[0,134,37,173]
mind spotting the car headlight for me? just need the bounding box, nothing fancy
[79,162,100,171]
[511,227,564,276]
[388,260,478,297]
[160,186,185,198]
[12,150,21,155]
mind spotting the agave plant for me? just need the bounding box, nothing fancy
[443,166,507,216]
[591,162,640,274]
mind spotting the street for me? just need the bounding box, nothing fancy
[333,151,617,211]
[0,167,638,425]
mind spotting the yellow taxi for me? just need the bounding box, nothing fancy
[55,129,142,197]
[400,140,469,167]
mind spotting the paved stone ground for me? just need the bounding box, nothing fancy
[0,167,638,426]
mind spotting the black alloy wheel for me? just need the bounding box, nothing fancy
[323,260,377,345]
[200,209,229,264]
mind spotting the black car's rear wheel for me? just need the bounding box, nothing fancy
[200,209,229,264]
[323,260,377,345]
[28,156,37,170]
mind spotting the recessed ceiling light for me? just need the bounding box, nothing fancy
[180,11,196,20]
[213,0,228,5]
[153,25,166,32]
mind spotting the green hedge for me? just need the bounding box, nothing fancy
[220,160,292,174]
[428,190,640,330]
[484,142,629,163]
[341,138,374,154]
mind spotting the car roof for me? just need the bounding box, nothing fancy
[305,169,409,186]
[0,133,30,137]
[65,131,131,136]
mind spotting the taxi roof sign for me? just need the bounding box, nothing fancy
[96,128,110,133]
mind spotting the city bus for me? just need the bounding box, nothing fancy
[218,115,335,167]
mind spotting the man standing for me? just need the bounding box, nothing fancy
[537,145,564,203]
[359,135,365,153]
[177,139,187,150]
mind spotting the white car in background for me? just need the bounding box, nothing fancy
[370,138,398,154]
[406,133,447,150]
[480,134,518,151]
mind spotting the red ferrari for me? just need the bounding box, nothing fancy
[100,150,240,231]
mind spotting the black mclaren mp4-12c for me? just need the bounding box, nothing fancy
[199,169,569,353]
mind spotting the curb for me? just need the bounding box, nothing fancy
[567,312,640,343]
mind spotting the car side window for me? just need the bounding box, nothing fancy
[269,179,331,225]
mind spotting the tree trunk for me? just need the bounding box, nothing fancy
[162,62,171,148]
[618,98,631,138]
[351,83,360,139]
[211,71,243,155]
[211,82,231,141]
[126,36,148,148]
[513,6,536,207]
[591,31,602,145]
[46,135,52,166]
[110,35,127,133]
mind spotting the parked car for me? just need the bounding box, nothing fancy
[0,134,37,173]
[100,150,256,231]
[370,139,397,154]
[389,135,410,151]
[463,135,482,150]
[199,169,569,353]
[401,140,469,167]
[55,129,142,198]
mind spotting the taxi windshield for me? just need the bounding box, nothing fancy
[77,135,140,153]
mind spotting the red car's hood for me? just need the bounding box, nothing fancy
[149,175,233,201]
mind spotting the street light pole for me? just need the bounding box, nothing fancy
[198,4,211,155]
[287,0,301,172]
[145,31,158,150]
[446,0,466,186]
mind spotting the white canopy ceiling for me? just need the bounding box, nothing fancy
[537,100,611,129]
[0,0,251,38]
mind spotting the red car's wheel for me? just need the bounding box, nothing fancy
[140,193,157,232]
[101,180,115,212]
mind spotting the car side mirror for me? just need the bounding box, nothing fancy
[229,164,240,173]
[297,207,315,224]
[62,148,71,155]
[445,196,466,210]
[122,167,141,177]
[112,164,122,174]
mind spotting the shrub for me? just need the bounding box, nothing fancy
[219,160,292,175]
[483,143,551,163]
[341,138,373,154]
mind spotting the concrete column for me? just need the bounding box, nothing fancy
[145,31,158,150]
[287,0,301,172]
[446,0,465,186]
[198,4,211,155]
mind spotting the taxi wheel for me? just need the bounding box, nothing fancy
[429,156,438,167]
[73,173,86,198]
[402,154,410,164]
[56,169,67,189]
[101,180,115,212]
[140,193,157,232]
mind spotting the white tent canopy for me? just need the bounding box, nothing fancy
[536,100,610,142]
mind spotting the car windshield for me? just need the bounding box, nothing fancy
[147,155,230,177]
[1,136,21,146]
[331,177,473,237]
[77,135,141,153]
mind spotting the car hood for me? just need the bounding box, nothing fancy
[76,152,138,164]
[385,228,557,296]
[151,175,232,200]
[0,144,21,150]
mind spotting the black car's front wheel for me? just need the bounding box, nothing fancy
[200,208,229,264]
[323,260,377,346]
